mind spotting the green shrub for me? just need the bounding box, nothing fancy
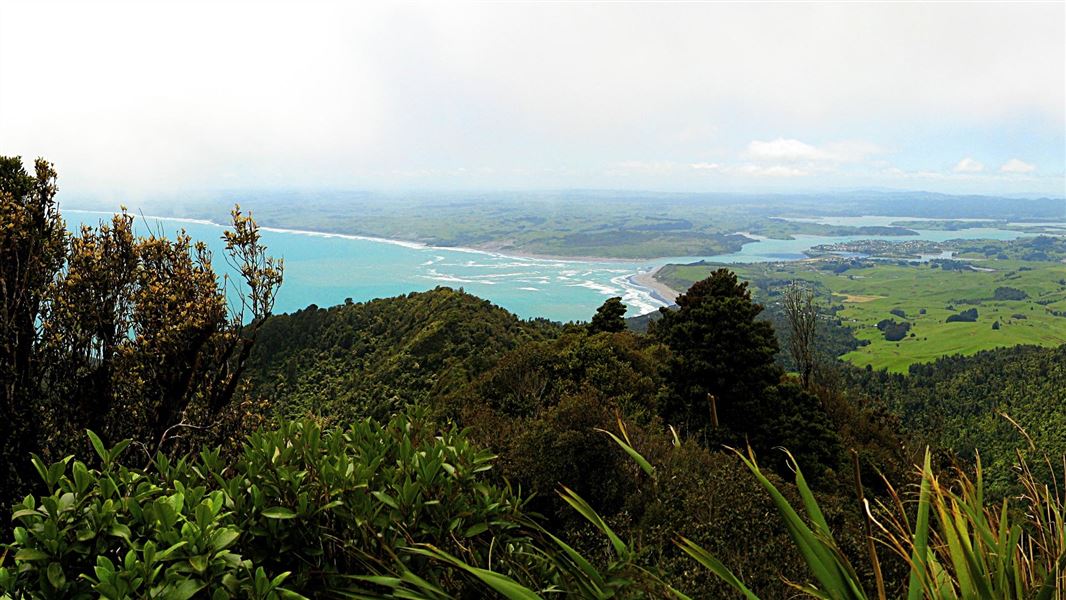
[0,433,294,599]
[1,410,545,597]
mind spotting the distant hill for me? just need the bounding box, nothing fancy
[245,287,559,420]
[127,188,1065,261]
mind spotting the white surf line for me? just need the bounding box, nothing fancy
[258,226,429,250]
[65,208,221,228]
[66,208,670,307]
[611,272,666,316]
[67,207,652,266]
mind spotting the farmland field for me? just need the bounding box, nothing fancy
[657,258,1066,372]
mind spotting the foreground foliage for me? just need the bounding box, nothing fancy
[685,447,1066,600]
[0,155,283,517]
[0,411,545,598]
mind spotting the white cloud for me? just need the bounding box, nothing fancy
[999,158,1036,173]
[746,139,827,162]
[0,2,1060,194]
[736,164,809,177]
[953,157,984,173]
[609,160,678,174]
[686,161,807,177]
[744,138,880,163]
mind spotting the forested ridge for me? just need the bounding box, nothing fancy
[1,158,1064,599]
[244,289,558,421]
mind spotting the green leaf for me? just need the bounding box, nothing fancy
[157,541,188,561]
[11,508,40,520]
[14,548,50,561]
[907,449,933,600]
[464,522,489,537]
[557,486,628,559]
[87,430,108,464]
[109,523,132,542]
[262,506,297,519]
[189,555,208,574]
[597,428,655,478]
[371,491,400,510]
[47,562,66,590]
[406,545,543,600]
[166,579,206,600]
[677,537,761,600]
[211,529,240,550]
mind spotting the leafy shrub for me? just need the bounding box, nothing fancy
[1,411,544,597]
[889,308,906,318]
[0,433,295,599]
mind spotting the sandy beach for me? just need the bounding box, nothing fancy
[631,266,679,305]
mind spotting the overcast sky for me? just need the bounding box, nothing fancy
[1,1,1063,199]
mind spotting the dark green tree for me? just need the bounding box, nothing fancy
[652,269,781,440]
[589,296,627,333]
[653,270,844,482]
[750,380,843,485]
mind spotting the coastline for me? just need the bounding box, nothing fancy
[630,266,679,305]
[470,245,649,264]
[65,208,680,265]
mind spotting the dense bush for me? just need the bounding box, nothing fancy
[0,411,546,598]
[843,344,1066,496]
[945,308,979,323]
[876,318,911,341]
[453,330,663,522]
[993,286,1029,301]
[244,288,558,421]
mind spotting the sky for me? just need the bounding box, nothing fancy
[1,1,1063,200]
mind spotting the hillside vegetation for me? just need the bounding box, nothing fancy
[244,289,558,420]
[2,160,1064,599]
[844,344,1066,495]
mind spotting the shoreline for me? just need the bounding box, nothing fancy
[630,266,679,305]
[470,245,650,264]
[66,206,682,315]
[65,207,690,265]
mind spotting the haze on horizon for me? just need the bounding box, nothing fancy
[1,1,1063,201]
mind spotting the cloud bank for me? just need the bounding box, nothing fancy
[0,2,1062,197]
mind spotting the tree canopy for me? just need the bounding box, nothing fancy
[0,155,282,514]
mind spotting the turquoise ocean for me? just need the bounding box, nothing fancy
[67,210,1037,323]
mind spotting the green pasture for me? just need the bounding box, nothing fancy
[659,259,1066,372]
